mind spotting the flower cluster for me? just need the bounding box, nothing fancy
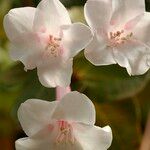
[3,0,150,149]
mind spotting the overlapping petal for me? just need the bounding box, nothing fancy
[85,33,116,66]
[133,12,150,46]
[75,124,112,150]
[33,0,71,36]
[111,0,145,27]
[52,91,96,125]
[113,41,150,75]
[9,32,45,70]
[84,0,112,30]
[62,23,93,59]
[18,99,58,137]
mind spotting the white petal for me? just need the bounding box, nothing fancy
[37,59,73,88]
[113,41,150,75]
[33,0,71,35]
[3,7,35,43]
[18,99,58,137]
[111,0,145,27]
[75,124,112,150]
[8,31,46,70]
[133,12,150,46]
[16,138,43,150]
[52,91,96,125]
[15,137,57,150]
[62,23,93,58]
[16,136,83,150]
[85,33,116,66]
[84,0,112,30]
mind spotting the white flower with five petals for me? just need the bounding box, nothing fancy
[4,0,92,87]
[84,0,150,75]
[16,91,112,150]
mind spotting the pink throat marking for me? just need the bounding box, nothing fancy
[56,120,75,145]
[108,30,133,47]
[45,35,62,57]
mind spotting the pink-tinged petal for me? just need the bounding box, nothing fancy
[75,124,112,150]
[85,33,116,66]
[62,23,93,59]
[33,0,71,36]
[56,86,71,100]
[111,0,145,27]
[18,99,58,137]
[113,41,150,75]
[124,13,144,31]
[37,59,73,88]
[8,32,46,70]
[3,7,35,43]
[133,12,150,46]
[52,91,96,125]
[84,0,112,30]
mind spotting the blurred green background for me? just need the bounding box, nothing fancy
[0,0,150,149]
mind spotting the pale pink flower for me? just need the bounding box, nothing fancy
[4,0,92,87]
[84,0,150,75]
[15,91,112,150]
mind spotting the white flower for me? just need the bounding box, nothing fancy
[16,91,112,150]
[4,0,92,87]
[84,0,150,75]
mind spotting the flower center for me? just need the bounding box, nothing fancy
[55,120,75,145]
[45,35,62,57]
[108,30,133,47]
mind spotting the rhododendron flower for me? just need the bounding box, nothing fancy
[16,91,112,150]
[4,0,92,87]
[84,0,150,75]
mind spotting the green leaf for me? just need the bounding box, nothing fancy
[72,53,150,102]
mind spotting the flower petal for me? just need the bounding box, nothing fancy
[111,0,145,27]
[113,41,150,75]
[15,136,83,150]
[84,0,112,30]
[3,7,35,43]
[33,0,71,35]
[37,59,73,88]
[16,138,45,150]
[133,12,150,46]
[62,23,93,59]
[75,124,112,150]
[18,99,58,137]
[52,91,96,125]
[85,33,116,66]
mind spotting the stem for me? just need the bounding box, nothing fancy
[56,86,71,100]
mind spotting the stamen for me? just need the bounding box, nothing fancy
[55,120,75,145]
[108,29,133,47]
[45,35,62,57]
